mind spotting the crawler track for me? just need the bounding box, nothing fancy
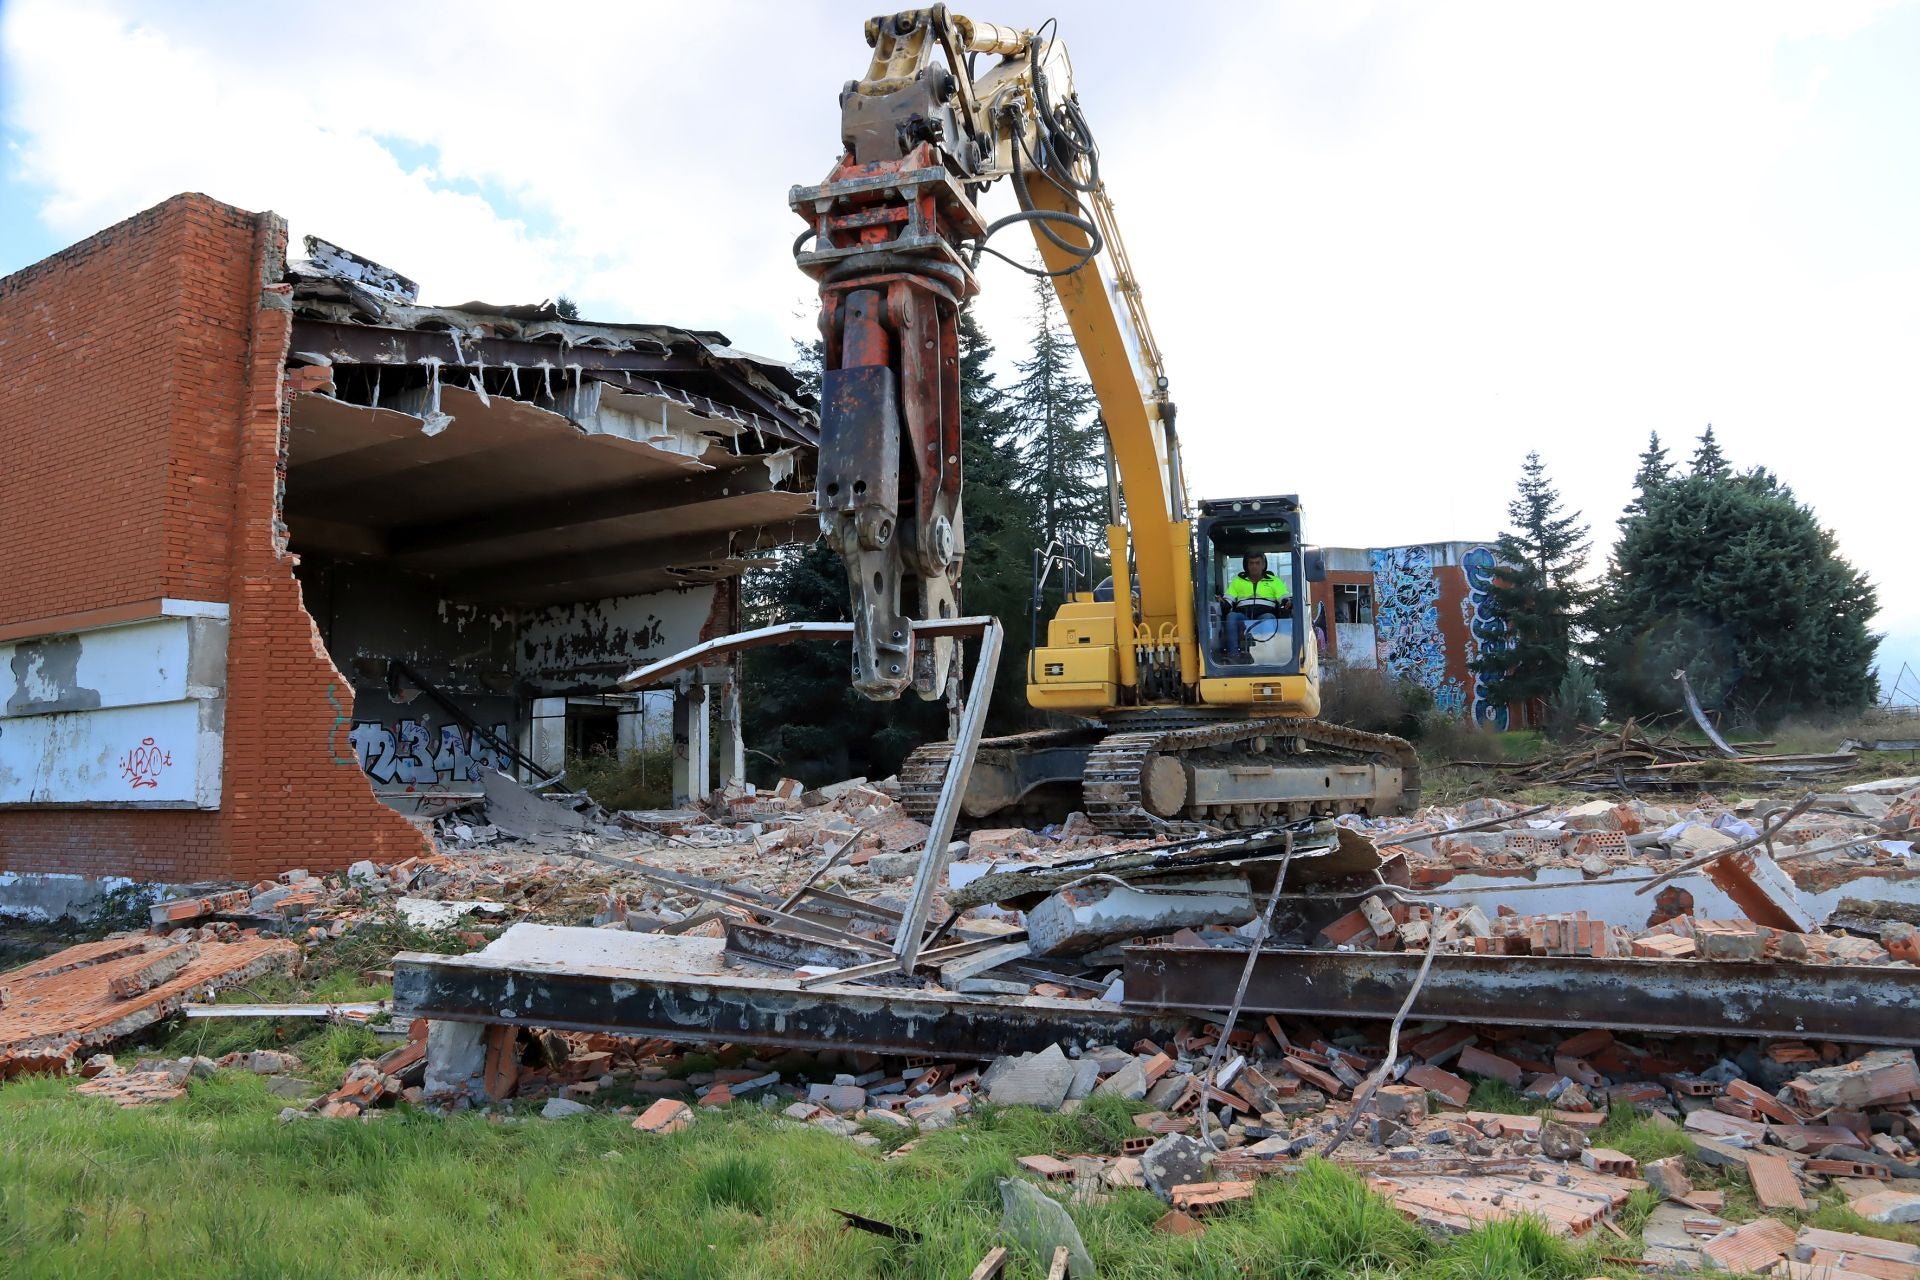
[901,716,1419,832]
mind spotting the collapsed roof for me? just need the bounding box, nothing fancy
[282,238,818,605]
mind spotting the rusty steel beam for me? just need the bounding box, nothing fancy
[392,931,1184,1059]
[1122,946,1920,1046]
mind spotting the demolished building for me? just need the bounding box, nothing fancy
[0,194,816,894]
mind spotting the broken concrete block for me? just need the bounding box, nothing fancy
[807,1083,868,1113]
[1562,800,1622,831]
[1693,919,1766,962]
[865,851,923,879]
[1785,1049,1920,1110]
[1850,1188,1920,1224]
[1064,1058,1102,1101]
[988,1044,1078,1110]
[1644,1154,1692,1200]
[1095,1059,1149,1102]
[1375,1084,1429,1125]
[541,1097,593,1119]
[998,1178,1093,1279]
[1139,1133,1211,1201]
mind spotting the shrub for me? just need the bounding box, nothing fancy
[568,745,674,812]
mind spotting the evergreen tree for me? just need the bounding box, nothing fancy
[739,339,940,782]
[955,306,1045,725]
[1469,453,1593,714]
[1623,431,1671,523]
[1690,424,1728,478]
[1012,273,1105,551]
[1593,461,1878,725]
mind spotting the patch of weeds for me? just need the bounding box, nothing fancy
[691,1151,776,1216]
[1464,1079,1539,1115]
[179,1071,277,1119]
[1593,1108,1694,1166]
[1805,1201,1920,1246]
[1246,1158,1435,1276]
[1417,1212,1584,1280]
[668,1052,720,1079]
[298,1024,384,1083]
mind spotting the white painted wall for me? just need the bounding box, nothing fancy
[0,613,226,808]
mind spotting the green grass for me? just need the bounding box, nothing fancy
[0,1078,1646,1280]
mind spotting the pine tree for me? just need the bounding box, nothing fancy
[1593,461,1878,725]
[1469,453,1593,714]
[1012,273,1105,551]
[1690,425,1728,478]
[739,339,942,782]
[955,306,1044,724]
[1623,431,1671,523]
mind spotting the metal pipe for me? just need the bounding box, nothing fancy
[892,617,1004,971]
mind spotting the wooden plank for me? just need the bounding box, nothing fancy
[967,1246,1008,1280]
[1746,1151,1808,1212]
[1045,1245,1071,1280]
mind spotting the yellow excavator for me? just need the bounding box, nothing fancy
[790,8,1417,832]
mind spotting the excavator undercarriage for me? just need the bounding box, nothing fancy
[900,713,1420,834]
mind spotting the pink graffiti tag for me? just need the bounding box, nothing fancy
[120,737,173,789]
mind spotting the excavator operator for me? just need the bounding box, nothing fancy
[1221,553,1291,663]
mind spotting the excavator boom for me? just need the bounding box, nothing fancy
[794,9,1420,829]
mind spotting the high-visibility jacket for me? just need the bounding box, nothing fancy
[1227,571,1290,603]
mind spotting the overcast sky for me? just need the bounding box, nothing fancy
[3,0,1915,700]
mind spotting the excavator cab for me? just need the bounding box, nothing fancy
[1196,496,1319,678]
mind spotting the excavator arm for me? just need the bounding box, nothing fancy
[791,7,1193,700]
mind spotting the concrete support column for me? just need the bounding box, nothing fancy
[525,696,567,782]
[671,684,710,806]
[716,671,744,790]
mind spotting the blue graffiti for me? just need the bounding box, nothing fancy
[1460,545,1509,729]
[1370,546,1448,700]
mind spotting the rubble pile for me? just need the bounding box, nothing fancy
[4,761,1918,1266]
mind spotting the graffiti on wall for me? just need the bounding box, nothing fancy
[1459,545,1509,729]
[119,737,174,789]
[349,720,511,788]
[1370,546,1468,718]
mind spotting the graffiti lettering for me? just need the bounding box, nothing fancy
[119,736,173,789]
[1460,545,1509,729]
[349,720,510,787]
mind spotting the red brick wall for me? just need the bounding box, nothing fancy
[0,201,186,626]
[0,194,427,884]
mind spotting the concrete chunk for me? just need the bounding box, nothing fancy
[988,1044,1076,1110]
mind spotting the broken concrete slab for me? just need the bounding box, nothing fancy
[480,769,590,838]
[1139,1133,1211,1201]
[989,1045,1077,1110]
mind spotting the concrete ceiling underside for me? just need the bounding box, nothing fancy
[284,390,814,606]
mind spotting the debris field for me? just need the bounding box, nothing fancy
[4,756,1918,1270]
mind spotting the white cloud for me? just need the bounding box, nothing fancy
[5,0,1916,689]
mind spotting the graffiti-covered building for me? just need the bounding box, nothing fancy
[1319,542,1519,728]
[0,195,816,887]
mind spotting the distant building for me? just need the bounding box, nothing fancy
[1318,542,1517,728]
